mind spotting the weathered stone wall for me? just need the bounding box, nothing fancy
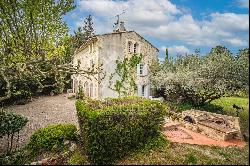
[181,109,243,141]
[72,31,158,99]
[72,40,99,99]
[97,31,158,99]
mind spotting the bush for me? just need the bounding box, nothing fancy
[27,124,77,153]
[76,97,167,164]
[0,109,28,154]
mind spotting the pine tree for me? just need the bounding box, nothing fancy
[70,15,95,55]
[83,15,95,41]
[165,48,169,63]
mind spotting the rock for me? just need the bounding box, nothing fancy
[30,162,37,165]
[69,143,77,152]
[37,160,43,165]
[64,140,70,146]
[40,158,49,165]
[62,151,70,157]
[52,144,59,150]
[49,158,57,165]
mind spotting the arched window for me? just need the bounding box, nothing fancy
[134,43,139,54]
[90,83,94,98]
[128,41,132,53]
[84,82,89,97]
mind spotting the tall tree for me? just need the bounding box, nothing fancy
[83,15,94,41]
[165,48,169,63]
[0,0,101,103]
[70,15,95,56]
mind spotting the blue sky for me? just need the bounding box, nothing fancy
[63,0,249,60]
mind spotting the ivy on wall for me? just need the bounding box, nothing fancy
[108,54,142,97]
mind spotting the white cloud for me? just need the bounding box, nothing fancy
[76,0,249,47]
[238,0,249,8]
[161,45,190,55]
[223,38,248,46]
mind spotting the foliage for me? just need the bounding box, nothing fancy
[76,85,84,99]
[76,97,167,164]
[165,48,169,63]
[109,54,142,97]
[27,124,77,153]
[0,149,32,165]
[69,15,95,56]
[151,46,249,106]
[0,1,102,105]
[0,109,28,154]
[185,152,198,165]
[67,149,90,165]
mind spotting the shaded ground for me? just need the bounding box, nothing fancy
[0,94,78,154]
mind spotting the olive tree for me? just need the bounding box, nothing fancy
[151,46,248,106]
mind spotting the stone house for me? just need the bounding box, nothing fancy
[71,22,158,99]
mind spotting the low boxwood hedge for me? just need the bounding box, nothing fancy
[76,97,167,164]
[27,124,77,153]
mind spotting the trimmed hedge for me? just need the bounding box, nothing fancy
[76,97,167,164]
[27,124,77,152]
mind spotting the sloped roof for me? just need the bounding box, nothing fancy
[74,30,159,54]
[96,31,159,51]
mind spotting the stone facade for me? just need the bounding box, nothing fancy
[71,28,158,99]
[180,109,242,141]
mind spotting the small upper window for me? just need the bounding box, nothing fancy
[128,41,132,53]
[134,43,139,54]
[139,64,143,75]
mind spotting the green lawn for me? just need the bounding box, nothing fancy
[210,97,248,114]
[65,135,249,165]
[117,141,249,165]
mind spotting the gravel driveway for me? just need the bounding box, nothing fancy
[0,94,78,154]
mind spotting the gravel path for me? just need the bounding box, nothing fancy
[0,94,78,154]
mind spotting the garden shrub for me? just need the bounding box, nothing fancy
[27,124,77,153]
[0,109,28,154]
[76,97,167,164]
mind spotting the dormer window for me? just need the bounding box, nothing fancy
[134,43,139,54]
[128,41,132,53]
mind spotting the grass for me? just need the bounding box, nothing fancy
[61,134,249,165]
[117,141,249,165]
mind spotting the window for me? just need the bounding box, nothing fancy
[139,64,143,75]
[142,85,145,96]
[134,43,139,54]
[128,41,132,53]
[77,59,81,66]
